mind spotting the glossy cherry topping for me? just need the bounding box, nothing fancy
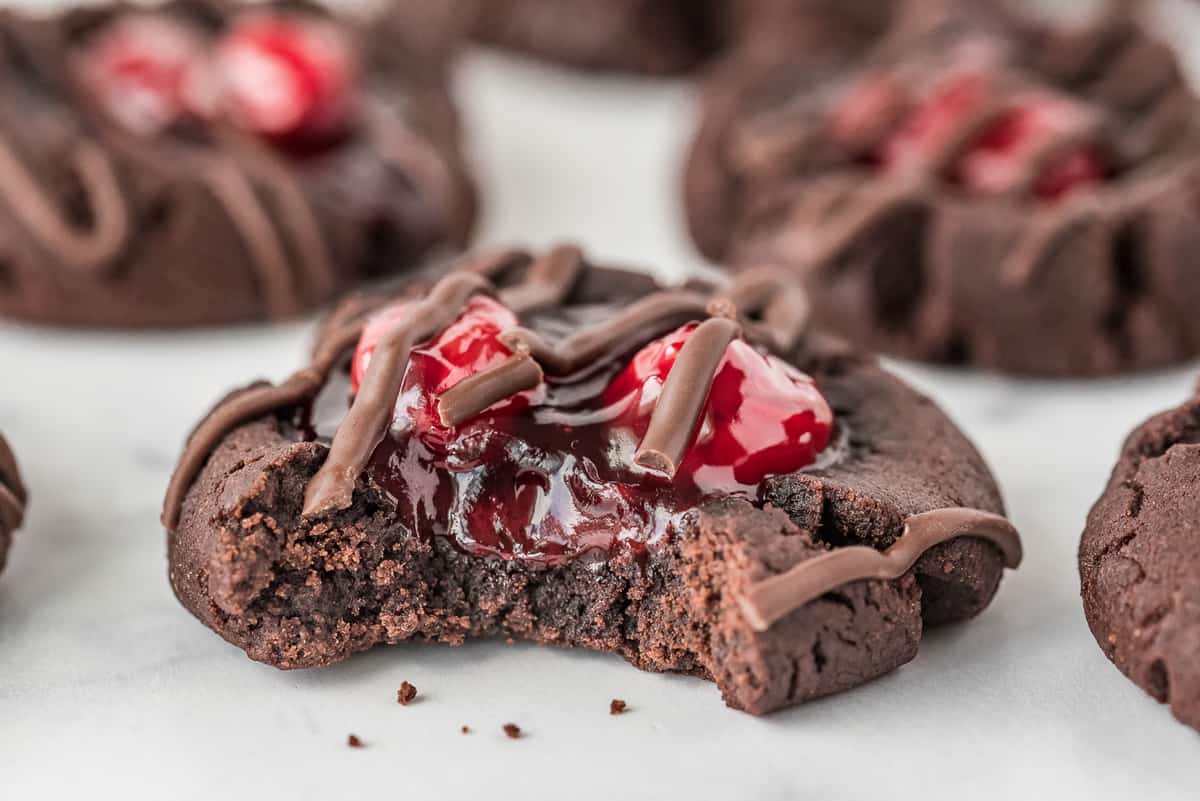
[876,71,991,174]
[603,323,834,490]
[954,99,1104,199]
[347,301,835,564]
[76,15,208,136]
[352,296,533,447]
[839,68,1105,201]
[213,13,357,149]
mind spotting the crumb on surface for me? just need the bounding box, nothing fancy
[610,699,627,715]
[397,681,418,705]
[461,725,471,734]
[502,723,522,739]
[347,734,365,748]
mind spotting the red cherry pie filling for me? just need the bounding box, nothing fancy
[833,66,1107,201]
[313,298,835,565]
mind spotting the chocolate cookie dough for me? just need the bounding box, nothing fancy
[0,433,26,575]
[0,0,475,328]
[1080,385,1200,732]
[163,245,1021,715]
[685,1,1200,375]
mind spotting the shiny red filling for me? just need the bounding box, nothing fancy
[835,69,1105,201]
[347,299,835,564]
[78,12,355,149]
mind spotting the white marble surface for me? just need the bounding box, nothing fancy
[4,31,1200,801]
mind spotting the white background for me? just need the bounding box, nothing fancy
[3,3,1200,798]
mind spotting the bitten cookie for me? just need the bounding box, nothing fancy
[0,433,26,575]
[0,0,475,327]
[684,1,1200,375]
[1080,385,1200,732]
[163,245,1021,715]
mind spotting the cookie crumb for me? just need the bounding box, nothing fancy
[610,699,627,715]
[347,734,365,748]
[397,681,418,705]
[502,723,522,739]
[461,725,471,734]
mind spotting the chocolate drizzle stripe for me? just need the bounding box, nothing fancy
[1009,113,1107,197]
[500,291,714,376]
[204,161,302,319]
[302,272,493,516]
[0,137,129,272]
[437,351,544,427]
[735,507,1023,632]
[498,244,584,314]
[243,152,337,306]
[718,266,811,351]
[1001,197,1105,287]
[160,368,327,530]
[782,176,930,273]
[634,317,741,476]
[456,246,532,280]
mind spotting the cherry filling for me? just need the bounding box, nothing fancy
[213,14,356,150]
[77,11,355,149]
[75,15,209,136]
[835,68,1106,201]
[346,301,836,565]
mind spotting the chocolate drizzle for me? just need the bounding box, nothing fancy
[302,271,492,515]
[736,507,1023,631]
[0,137,130,273]
[634,316,741,476]
[0,433,26,550]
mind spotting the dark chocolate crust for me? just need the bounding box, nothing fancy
[0,432,26,575]
[167,254,1015,715]
[1080,386,1200,731]
[463,0,722,74]
[450,0,893,75]
[0,0,476,328]
[684,3,1200,375]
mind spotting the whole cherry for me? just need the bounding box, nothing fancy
[954,98,1105,200]
[864,70,1104,201]
[76,14,209,136]
[213,13,357,149]
[604,324,834,490]
[352,296,530,447]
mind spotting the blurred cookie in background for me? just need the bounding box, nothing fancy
[685,0,1200,375]
[0,432,26,576]
[0,0,476,328]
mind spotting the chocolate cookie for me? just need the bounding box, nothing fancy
[684,2,1200,375]
[456,0,894,75]
[0,433,26,575]
[0,0,475,328]
[1080,386,1200,732]
[162,245,1022,715]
